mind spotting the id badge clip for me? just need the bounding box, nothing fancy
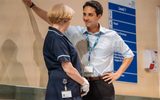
[84,66,93,73]
[61,79,72,98]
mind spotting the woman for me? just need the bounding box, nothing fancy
[43,4,89,100]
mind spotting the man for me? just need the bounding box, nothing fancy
[23,0,134,100]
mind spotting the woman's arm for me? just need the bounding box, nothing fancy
[61,61,84,85]
[62,61,90,96]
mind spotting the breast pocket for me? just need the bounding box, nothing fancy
[94,40,113,57]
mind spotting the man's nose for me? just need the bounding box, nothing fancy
[83,15,89,21]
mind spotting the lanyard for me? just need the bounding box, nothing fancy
[86,33,101,64]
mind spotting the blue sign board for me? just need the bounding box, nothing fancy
[108,0,137,83]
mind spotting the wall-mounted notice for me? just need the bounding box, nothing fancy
[108,0,137,83]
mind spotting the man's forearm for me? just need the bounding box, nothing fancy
[117,57,133,75]
[31,5,51,25]
[23,0,51,25]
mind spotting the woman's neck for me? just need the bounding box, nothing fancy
[52,24,65,33]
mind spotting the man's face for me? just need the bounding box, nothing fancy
[83,6,101,28]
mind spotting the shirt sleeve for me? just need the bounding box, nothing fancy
[64,26,86,46]
[51,37,71,63]
[113,31,134,58]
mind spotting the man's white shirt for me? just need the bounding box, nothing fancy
[65,25,134,76]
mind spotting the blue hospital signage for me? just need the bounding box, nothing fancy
[108,0,137,83]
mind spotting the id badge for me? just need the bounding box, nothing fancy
[84,66,93,73]
[61,90,72,98]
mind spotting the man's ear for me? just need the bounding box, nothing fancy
[97,14,102,19]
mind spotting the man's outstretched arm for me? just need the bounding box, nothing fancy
[22,0,51,25]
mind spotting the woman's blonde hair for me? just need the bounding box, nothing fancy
[47,3,75,24]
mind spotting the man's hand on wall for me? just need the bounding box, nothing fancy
[22,0,33,7]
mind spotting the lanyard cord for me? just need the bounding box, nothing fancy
[86,33,101,64]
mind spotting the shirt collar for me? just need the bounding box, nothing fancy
[83,24,106,36]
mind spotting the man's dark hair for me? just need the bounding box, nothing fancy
[83,0,103,16]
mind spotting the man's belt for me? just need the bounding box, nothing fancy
[85,76,103,81]
[85,72,112,81]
